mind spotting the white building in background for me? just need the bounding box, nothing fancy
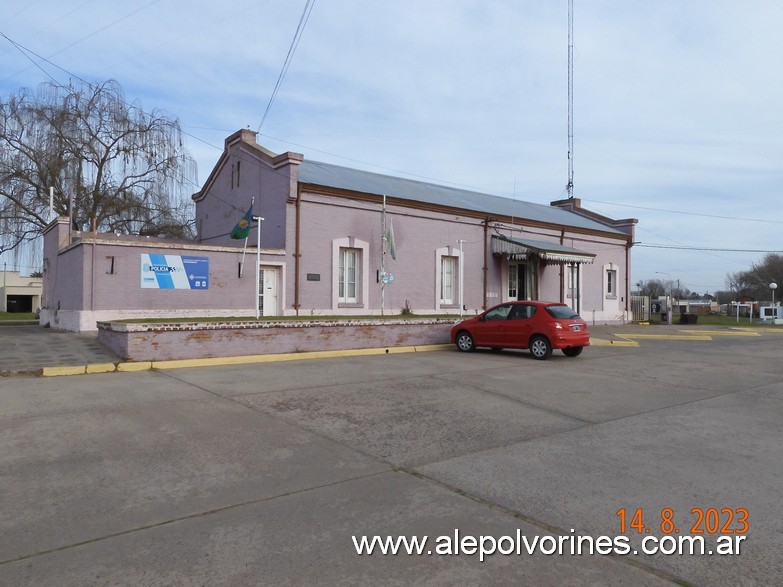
[0,270,42,313]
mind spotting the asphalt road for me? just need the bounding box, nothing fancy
[1,329,781,585]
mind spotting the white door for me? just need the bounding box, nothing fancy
[507,262,528,301]
[258,266,280,316]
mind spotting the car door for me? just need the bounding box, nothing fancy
[472,303,514,347]
[502,303,535,347]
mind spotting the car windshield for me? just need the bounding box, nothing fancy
[546,305,580,319]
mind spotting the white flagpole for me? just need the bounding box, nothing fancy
[239,197,254,277]
[381,194,386,316]
[254,216,264,319]
[458,239,465,318]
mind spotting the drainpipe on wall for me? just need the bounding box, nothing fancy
[91,218,96,311]
[625,239,631,324]
[482,218,489,310]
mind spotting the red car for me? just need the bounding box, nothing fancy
[450,301,590,360]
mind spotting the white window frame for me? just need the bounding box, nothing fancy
[435,247,461,309]
[441,256,457,304]
[332,237,369,311]
[606,268,618,299]
[508,263,519,301]
[339,248,359,303]
[566,263,582,313]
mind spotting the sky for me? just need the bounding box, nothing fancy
[1,0,782,294]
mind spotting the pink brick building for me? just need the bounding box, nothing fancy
[42,129,636,331]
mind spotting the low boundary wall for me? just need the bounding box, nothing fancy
[98,318,460,362]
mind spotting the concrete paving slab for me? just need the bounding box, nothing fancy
[2,328,781,584]
[436,361,722,423]
[0,371,210,421]
[431,340,783,423]
[416,384,783,587]
[165,351,514,397]
[0,394,387,563]
[0,471,675,586]
[232,367,583,468]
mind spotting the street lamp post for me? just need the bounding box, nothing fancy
[770,282,777,307]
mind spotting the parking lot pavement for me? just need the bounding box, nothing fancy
[1,331,782,585]
[0,325,119,374]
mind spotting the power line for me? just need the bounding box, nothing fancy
[583,197,783,225]
[257,0,316,132]
[636,243,783,253]
[0,2,158,85]
[0,31,61,85]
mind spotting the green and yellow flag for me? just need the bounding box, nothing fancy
[230,205,253,240]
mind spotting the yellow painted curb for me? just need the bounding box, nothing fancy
[682,330,760,337]
[590,337,640,347]
[152,345,452,371]
[85,362,118,374]
[117,362,153,372]
[617,334,713,341]
[414,344,453,352]
[36,345,454,376]
[40,365,87,377]
[733,327,783,333]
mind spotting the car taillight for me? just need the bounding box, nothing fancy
[554,321,564,330]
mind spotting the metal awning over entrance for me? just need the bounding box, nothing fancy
[491,235,596,264]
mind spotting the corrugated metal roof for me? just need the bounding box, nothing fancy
[491,235,596,264]
[298,160,623,235]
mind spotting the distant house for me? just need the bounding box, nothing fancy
[41,129,637,331]
[1,270,42,313]
[675,298,719,314]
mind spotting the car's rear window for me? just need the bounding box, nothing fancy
[546,306,580,319]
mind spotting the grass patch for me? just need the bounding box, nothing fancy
[115,314,458,325]
[0,312,36,321]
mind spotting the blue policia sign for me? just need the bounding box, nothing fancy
[140,254,209,289]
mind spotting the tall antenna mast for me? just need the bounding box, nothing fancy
[566,0,574,198]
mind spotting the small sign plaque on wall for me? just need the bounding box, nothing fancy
[306,273,320,281]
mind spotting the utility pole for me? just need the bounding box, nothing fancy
[566,0,574,198]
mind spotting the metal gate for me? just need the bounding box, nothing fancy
[631,295,649,322]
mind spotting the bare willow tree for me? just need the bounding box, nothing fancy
[0,79,198,258]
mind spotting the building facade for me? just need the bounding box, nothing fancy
[1,270,42,313]
[193,130,636,323]
[41,129,636,331]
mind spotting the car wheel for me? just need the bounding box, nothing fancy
[455,331,476,352]
[562,346,583,357]
[529,335,552,360]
